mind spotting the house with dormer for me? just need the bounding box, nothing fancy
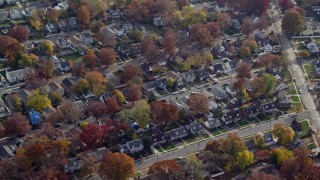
[261,101,278,113]
[118,139,144,154]
[165,127,189,141]
[186,123,204,135]
[181,70,196,83]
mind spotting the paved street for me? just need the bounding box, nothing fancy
[270,4,320,129]
[135,113,308,171]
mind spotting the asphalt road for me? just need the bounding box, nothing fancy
[134,113,305,171]
[270,4,320,129]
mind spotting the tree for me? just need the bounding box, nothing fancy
[235,150,254,170]
[7,25,29,42]
[79,154,99,177]
[206,22,221,39]
[40,40,54,56]
[250,77,266,98]
[293,146,313,167]
[3,112,31,136]
[217,13,231,30]
[27,89,51,113]
[18,53,39,67]
[187,93,209,115]
[77,5,90,27]
[241,16,254,36]
[117,109,132,123]
[126,84,142,104]
[256,149,271,162]
[127,30,143,43]
[167,77,175,87]
[125,0,150,23]
[280,0,294,10]
[184,156,204,180]
[79,124,105,149]
[11,94,22,112]
[149,160,183,179]
[58,100,81,122]
[272,124,295,146]
[87,101,106,121]
[241,38,258,52]
[139,35,158,63]
[299,50,310,58]
[237,62,252,79]
[71,79,91,96]
[222,133,247,158]
[97,48,117,67]
[113,90,125,105]
[0,35,21,60]
[282,10,304,36]
[41,59,55,79]
[248,172,281,180]
[176,0,189,9]
[270,148,294,167]
[48,92,62,106]
[161,31,177,56]
[261,73,277,95]
[99,152,134,180]
[150,101,179,125]
[85,71,106,96]
[205,140,222,154]
[240,47,251,57]
[240,88,251,102]
[190,23,213,47]
[122,64,143,82]
[233,78,246,92]
[105,97,120,115]
[83,50,98,69]
[131,100,150,128]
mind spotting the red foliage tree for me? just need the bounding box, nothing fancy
[237,62,252,79]
[87,101,107,121]
[122,64,143,82]
[7,25,29,42]
[97,47,117,67]
[3,112,31,136]
[280,0,294,11]
[126,84,142,104]
[206,22,221,39]
[148,160,183,179]
[150,101,179,125]
[105,97,121,115]
[176,0,189,9]
[161,31,177,56]
[190,23,213,47]
[139,35,159,63]
[125,0,150,23]
[83,51,97,69]
[187,93,209,115]
[233,78,246,92]
[79,124,105,149]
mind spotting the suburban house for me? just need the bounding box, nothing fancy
[28,111,43,125]
[6,69,26,84]
[195,69,209,81]
[181,70,196,83]
[275,83,289,93]
[80,30,93,44]
[277,90,292,108]
[55,1,69,11]
[204,117,221,129]
[264,133,276,147]
[166,71,183,87]
[0,100,10,118]
[0,144,15,159]
[291,119,302,136]
[87,147,109,161]
[108,8,123,20]
[143,81,157,92]
[153,17,164,27]
[261,101,278,113]
[63,158,83,173]
[58,61,71,72]
[49,82,65,95]
[9,9,22,19]
[118,139,144,154]
[165,127,189,141]
[61,77,80,92]
[186,123,204,135]
[151,129,166,146]
[155,77,167,90]
[17,89,31,105]
[43,106,56,119]
[221,110,241,125]
[212,87,229,101]
[244,105,260,118]
[231,19,241,31]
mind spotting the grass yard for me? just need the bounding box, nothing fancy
[304,64,315,74]
[307,143,317,149]
[161,142,175,151]
[211,128,222,136]
[155,146,164,153]
[183,135,202,144]
[288,87,297,95]
[218,127,227,133]
[300,120,311,137]
[287,103,303,113]
[202,134,209,139]
[63,54,82,62]
[291,96,300,103]
[238,120,250,127]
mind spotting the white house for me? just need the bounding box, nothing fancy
[6,69,26,84]
[9,9,22,19]
[55,1,69,11]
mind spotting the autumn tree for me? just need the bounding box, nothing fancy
[261,73,277,95]
[176,0,189,9]
[125,0,150,23]
[206,22,221,39]
[233,78,246,92]
[0,35,21,58]
[272,124,295,146]
[83,50,98,69]
[18,53,39,67]
[87,101,106,121]
[126,84,142,104]
[240,47,251,57]
[256,149,271,162]
[48,92,62,106]
[40,40,54,56]
[139,35,158,63]
[190,23,213,47]
[250,77,266,98]
[77,5,90,27]
[79,124,105,149]
[280,0,294,10]
[270,148,294,167]
[127,30,143,43]
[204,139,222,154]
[237,62,252,79]
[235,150,254,170]
[241,38,258,52]
[149,160,183,179]
[99,152,134,180]
[41,59,55,79]
[97,48,117,67]
[184,156,204,180]
[222,133,247,158]
[161,31,177,56]
[79,154,99,177]
[3,112,31,136]
[85,71,106,96]
[58,100,81,122]
[282,10,304,36]
[72,61,86,77]
[299,50,310,58]
[71,79,90,96]
[105,97,120,115]
[11,94,22,112]
[7,25,29,42]
[217,13,231,30]
[187,93,209,115]
[113,90,125,105]
[150,101,179,125]
[122,63,143,82]
[241,16,254,36]
[130,100,150,128]
[248,172,281,180]
[27,89,51,112]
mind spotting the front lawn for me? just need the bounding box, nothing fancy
[300,120,311,138]
[307,143,317,149]
[211,128,222,136]
[161,142,175,151]
[288,87,297,95]
[238,120,250,127]
[304,64,315,74]
[287,103,303,113]
[291,96,300,103]
[63,54,82,62]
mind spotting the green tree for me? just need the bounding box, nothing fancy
[261,73,277,95]
[235,150,254,170]
[27,89,51,113]
[127,30,143,43]
[40,40,54,56]
[113,90,125,105]
[11,94,22,112]
[130,100,150,128]
[282,10,304,36]
[270,148,294,167]
[167,77,175,87]
[272,124,295,146]
[71,79,91,96]
[18,53,39,67]
[255,133,266,149]
[117,109,132,123]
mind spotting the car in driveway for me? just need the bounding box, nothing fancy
[293,78,297,82]
[299,89,302,94]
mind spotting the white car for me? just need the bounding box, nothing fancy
[299,89,302,94]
